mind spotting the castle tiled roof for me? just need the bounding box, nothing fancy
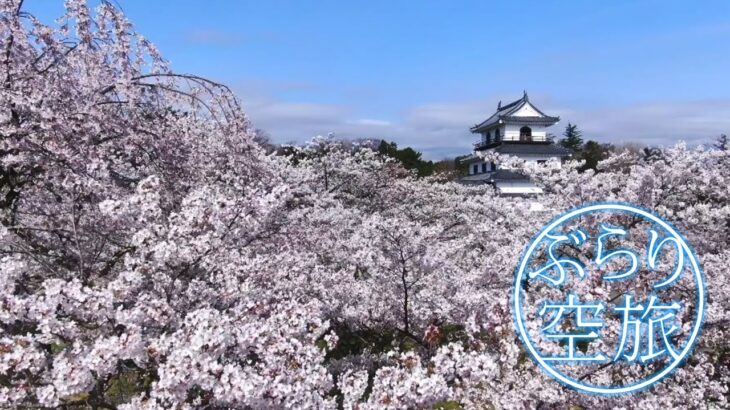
[489,169,530,182]
[470,92,559,133]
[458,169,531,184]
[478,141,572,156]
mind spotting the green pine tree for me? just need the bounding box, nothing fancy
[377,140,399,157]
[715,134,729,151]
[377,140,435,177]
[578,140,612,172]
[559,123,583,152]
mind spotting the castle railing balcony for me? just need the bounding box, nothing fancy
[473,140,495,149]
[473,138,559,151]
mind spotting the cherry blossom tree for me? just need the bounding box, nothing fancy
[1,0,332,407]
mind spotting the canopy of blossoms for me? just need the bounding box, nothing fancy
[0,1,728,409]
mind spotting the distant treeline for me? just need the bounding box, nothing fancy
[256,127,728,178]
[375,140,439,177]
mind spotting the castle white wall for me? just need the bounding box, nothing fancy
[467,154,561,175]
[495,180,543,195]
[465,99,563,193]
[503,124,547,141]
[517,155,563,168]
[467,160,496,175]
[481,125,505,143]
[511,102,542,117]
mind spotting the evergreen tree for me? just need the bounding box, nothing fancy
[377,140,399,158]
[559,123,583,152]
[578,140,612,172]
[377,140,436,177]
[715,134,729,151]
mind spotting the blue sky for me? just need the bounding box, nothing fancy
[26,0,730,158]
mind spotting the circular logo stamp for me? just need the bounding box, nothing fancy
[512,203,705,395]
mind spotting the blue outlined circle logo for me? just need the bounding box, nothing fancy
[512,203,705,395]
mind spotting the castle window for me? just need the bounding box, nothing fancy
[473,164,479,174]
[481,163,487,173]
[520,126,532,142]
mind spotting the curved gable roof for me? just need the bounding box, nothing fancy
[470,92,559,133]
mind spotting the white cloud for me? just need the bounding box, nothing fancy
[235,84,729,159]
[556,100,730,146]
[347,119,392,126]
